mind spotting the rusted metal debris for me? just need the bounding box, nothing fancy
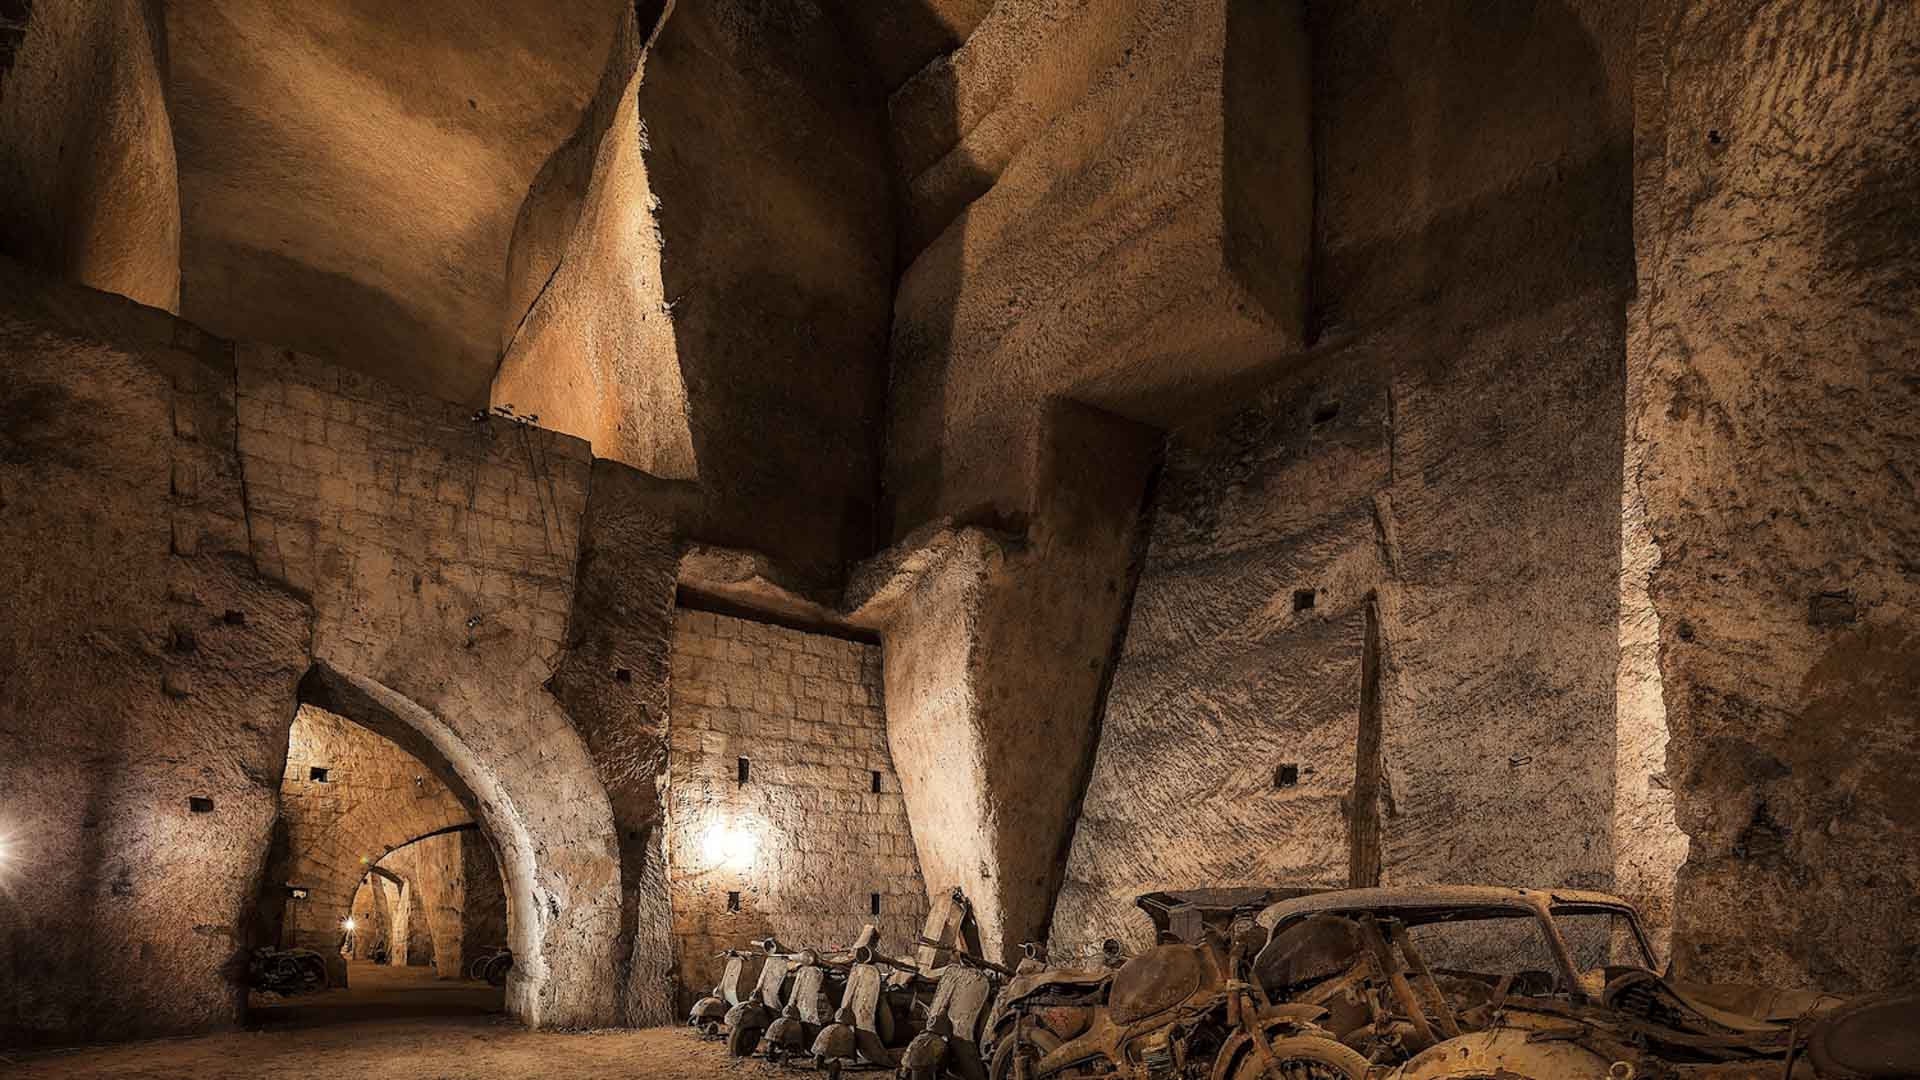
[682,884,1918,1079]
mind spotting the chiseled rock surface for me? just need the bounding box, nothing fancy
[1632,0,1920,991]
[0,269,310,1047]
[166,0,623,404]
[885,404,1159,962]
[499,0,895,583]
[1053,0,1638,955]
[884,0,1309,533]
[0,0,179,312]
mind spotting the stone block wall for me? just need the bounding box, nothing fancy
[666,611,926,1001]
[230,339,632,1027]
[0,258,639,1038]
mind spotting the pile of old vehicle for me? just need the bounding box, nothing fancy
[246,945,329,995]
[687,884,1918,1078]
[989,885,1920,1080]
[688,888,1008,1080]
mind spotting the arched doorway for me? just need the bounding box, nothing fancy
[255,663,623,1028]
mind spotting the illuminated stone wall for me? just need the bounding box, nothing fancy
[665,611,926,1005]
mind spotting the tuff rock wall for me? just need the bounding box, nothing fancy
[1631,0,1920,992]
[0,261,309,1047]
[1051,0,1643,954]
[498,0,894,583]
[0,0,179,312]
[884,0,1309,534]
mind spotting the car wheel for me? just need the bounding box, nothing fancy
[1230,1035,1371,1080]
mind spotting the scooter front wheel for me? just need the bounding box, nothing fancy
[728,1023,763,1058]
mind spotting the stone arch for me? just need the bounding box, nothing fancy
[298,662,623,1027]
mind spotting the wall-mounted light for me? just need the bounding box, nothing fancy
[343,917,357,932]
[701,824,758,870]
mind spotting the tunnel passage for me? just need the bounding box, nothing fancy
[290,663,622,1028]
[259,703,481,989]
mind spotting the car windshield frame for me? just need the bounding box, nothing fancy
[1548,901,1658,973]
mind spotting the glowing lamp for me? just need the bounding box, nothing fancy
[343,917,357,932]
[701,824,758,870]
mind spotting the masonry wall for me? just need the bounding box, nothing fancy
[666,611,926,1003]
[229,339,632,1027]
[0,258,653,1041]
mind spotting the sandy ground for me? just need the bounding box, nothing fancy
[5,963,792,1079]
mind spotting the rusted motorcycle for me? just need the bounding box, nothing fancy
[248,946,330,995]
[1249,885,1920,1079]
[988,890,1366,1080]
[689,946,766,1038]
[811,945,940,1078]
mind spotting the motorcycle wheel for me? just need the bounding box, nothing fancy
[485,954,513,987]
[1229,1035,1371,1080]
[297,955,328,992]
[728,1023,763,1058]
[990,1030,1062,1080]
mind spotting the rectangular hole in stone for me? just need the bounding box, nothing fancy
[870,893,882,916]
[1274,764,1300,788]
[870,771,882,793]
[614,668,633,683]
[737,757,750,785]
[189,796,214,813]
[727,891,741,913]
[1293,589,1316,612]
[309,766,330,783]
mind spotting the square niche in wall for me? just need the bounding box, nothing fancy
[309,766,330,783]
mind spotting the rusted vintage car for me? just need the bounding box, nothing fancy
[986,888,1365,1080]
[1248,886,1920,1079]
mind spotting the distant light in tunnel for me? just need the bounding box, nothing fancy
[701,824,758,870]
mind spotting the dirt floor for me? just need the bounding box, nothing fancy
[4,962,793,1079]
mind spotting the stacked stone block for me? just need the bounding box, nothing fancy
[667,611,927,998]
